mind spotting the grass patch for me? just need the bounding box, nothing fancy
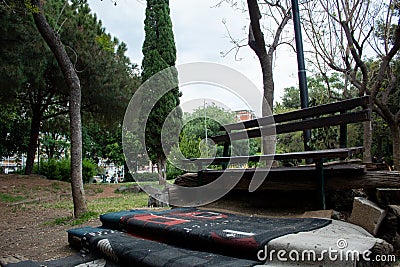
[51,182,62,190]
[88,192,149,214]
[46,211,99,226]
[43,200,74,210]
[0,193,26,203]
[44,192,149,226]
[91,187,103,194]
[84,184,105,195]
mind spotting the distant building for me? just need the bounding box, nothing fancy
[0,156,25,174]
[234,109,256,122]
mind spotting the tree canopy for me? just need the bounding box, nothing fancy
[0,0,139,170]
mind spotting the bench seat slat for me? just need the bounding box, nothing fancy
[183,147,363,165]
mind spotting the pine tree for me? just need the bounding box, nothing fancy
[141,0,182,182]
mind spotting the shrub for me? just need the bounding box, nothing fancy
[36,158,98,183]
[166,163,184,180]
[82,159,98,183]
[41,159,63,181]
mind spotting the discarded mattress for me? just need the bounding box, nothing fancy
[121,208,330,259]
[68,226,259,266]
[96,208,330,260]
[65,208,393,266]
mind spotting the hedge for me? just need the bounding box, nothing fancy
[34,158,98,183]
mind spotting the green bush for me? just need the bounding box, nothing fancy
[36,158,97,183]
[82,159,97,183]
[166,163,184,180]
[41,159,63,181]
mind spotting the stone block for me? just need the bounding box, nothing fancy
[349,197,387,236]
[128,185,142,193]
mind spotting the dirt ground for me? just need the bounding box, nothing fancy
[0,174,123,263]
[0,174,308,264]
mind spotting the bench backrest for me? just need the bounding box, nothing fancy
[210,96,371,144]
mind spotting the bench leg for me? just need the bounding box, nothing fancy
[315,159,326,210]
[197,170,203,186]
[222,142,230,169]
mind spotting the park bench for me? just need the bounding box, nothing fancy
[181,96,371,209]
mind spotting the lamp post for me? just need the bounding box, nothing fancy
[291,0,311,153]
[204,99,208,156]
[37,137,40,175]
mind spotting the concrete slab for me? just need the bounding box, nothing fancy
[256,219,393,266]
[300,209,333,219]
[349,197,387,235]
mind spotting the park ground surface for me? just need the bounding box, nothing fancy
[0,174,305,262]
[0,174,150,262]
[2,174,398,265]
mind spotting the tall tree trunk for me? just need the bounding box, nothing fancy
[157,158,166,186]
[390,125,400,171]
[261,54,275,154]
[25,112,41,174]
[32,0,87,217]
[247,0,291,156]
[261,54,274,114]
[247,0,273,156]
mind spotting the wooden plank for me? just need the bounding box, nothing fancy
[276,110,370,134]
[211,110,370,143]
[221,96,370,132]
[175,164,366,188]
[237,171,400,191]
[174,169,400,191]
[183,147,363,165]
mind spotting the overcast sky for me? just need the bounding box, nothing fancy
[87,0,300,116]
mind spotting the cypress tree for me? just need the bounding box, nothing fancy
[141,0,182,181]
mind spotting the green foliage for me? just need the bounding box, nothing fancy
[82,121,124,165]
[166,162,184,180]
[178,133,202,159]
[179,104,236,159]
[166,104,251,171]
[37,159,69,182]
[141,0,182,167]
[279,74,352,110]
[45,211,99,226]
[275,73,356,158]
[0,104,30,157]
[371,113,393,163]
[24,0,39,13]
[82,159,98,183]
[95,34,115,53]
[40,115,70,159]
[1,0,139,171]
[36,158,98,183]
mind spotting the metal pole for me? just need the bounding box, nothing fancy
[291,0,311,153]
[204,99,208,155]
[37,138,40,175]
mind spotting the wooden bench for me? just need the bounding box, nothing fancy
[182,96,371,209]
